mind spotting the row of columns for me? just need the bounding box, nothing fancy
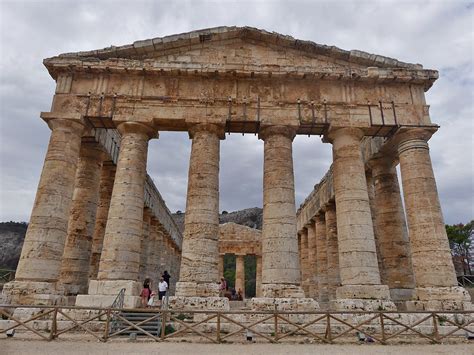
[298,127,468,310]
[4,119,181,307]
[218,254,263,299]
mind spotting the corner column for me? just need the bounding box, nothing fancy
[59,140,105,296]
[300,229,310,296]
[397,129,471,310]
[327,127,394,310]
[75,122,156,308]
[174,123,224,299]
[370,156,415,304]
[3,118,84,305]
[89,162,116,279]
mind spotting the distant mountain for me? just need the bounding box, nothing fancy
[172,207,263,233]
[0,222,27,269]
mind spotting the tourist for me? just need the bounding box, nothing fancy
[237,288,243,301]
[158,276,168,306]
[219,278,227,297]
[140,279,152,308]
[162,270,171,286]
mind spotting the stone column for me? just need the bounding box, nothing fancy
[60,141,105,296]
[306,221,318,299]
[370,156,415,304]
[89,163,116,280]
[366,170,384,276]
[259,126,304,298]
[315,213,328,305]
[148,219,161,288]
[235,255,246,299]
[175,123,223,298]
[327,127,393,310]
[3,118,84,305]
[324,202,340,301]
[75,122,156,308]
[256,255,262,297]
[139,209,152,283]
[300,229,309,296]
[218,255,224,280]
[397,129,470,310]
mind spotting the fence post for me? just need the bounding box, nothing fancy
[49,307,58,341]
[326,313,332,343]
[216,312,221,343]
[103,308,111,342]
[161,310,167,340]
[379,312,386,344]
[274,305,278,342]
[432,313,440,343]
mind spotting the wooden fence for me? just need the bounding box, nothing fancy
[0,304,472,344]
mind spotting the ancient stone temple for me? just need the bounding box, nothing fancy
[2,26,471,312]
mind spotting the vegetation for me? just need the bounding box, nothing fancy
[223,254,257,298]
[446,221,473,275]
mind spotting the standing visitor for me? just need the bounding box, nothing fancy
[219,278,227,297]
[162,270,171,287]
[140,279,152,308]
[158,276,168,306]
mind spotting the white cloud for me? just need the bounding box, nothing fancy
[0,0,472,224]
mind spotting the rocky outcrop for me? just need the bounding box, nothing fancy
[172,207,262,233]
[0,222,27,269]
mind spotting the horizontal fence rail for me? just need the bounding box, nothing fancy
[0,304,473,344]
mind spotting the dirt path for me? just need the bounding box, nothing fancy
[1,339,473,355]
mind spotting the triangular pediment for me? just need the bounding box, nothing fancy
[54,26,422,71]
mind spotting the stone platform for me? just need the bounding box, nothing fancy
[75,280,141,308]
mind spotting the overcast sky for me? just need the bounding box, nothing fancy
[0,0,472,225]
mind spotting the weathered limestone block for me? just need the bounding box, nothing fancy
[235,255,246,297]
[168,296,230,311]
[3,118,84,305]
[324,202,340,302]
[259,126,304,298]
[369,156,415,302]
[89,163,116,279]
[250,297,319,311]
[315,213,328,305]
[327,127,393,309]
[176,123,223,297]
[397,128,472,309]
[60,141,105,295]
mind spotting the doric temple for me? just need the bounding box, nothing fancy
[2,26,471,312]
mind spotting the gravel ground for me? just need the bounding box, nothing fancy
[1,340,473,355]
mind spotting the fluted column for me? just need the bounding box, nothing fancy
[60,141,105,295]
[306,222,318,299]
[324,202,340,301]
[76,122,156,308]
[370,156,415,303]
[300,229,310,295]
[148,219,161,288]
[259,126,303,298]
[235,255,246,298]
[256,255,262,297]
[315,213,328,305]
[327,127,392,309]
[175,123,223,297]
[139,209,152,282]
[218,255,224,280]
[4,118,84,305]
[397,129,469,309]
[89,163,116,280]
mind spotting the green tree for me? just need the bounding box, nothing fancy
[446,221,473,275]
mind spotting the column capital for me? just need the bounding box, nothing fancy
[324,127,364,144]
[188,123,225,139]
[395,127,436,155]
[117,122,157,139]
[258,125,297,141]
[367,155,397,174]
[321,200,336,213]
[314,212,326,222]
[47,117,85,134]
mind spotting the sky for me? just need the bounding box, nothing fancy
[0,0,473,224]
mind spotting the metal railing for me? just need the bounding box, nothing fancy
[0,304,472,344]
[0,269,15,284]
